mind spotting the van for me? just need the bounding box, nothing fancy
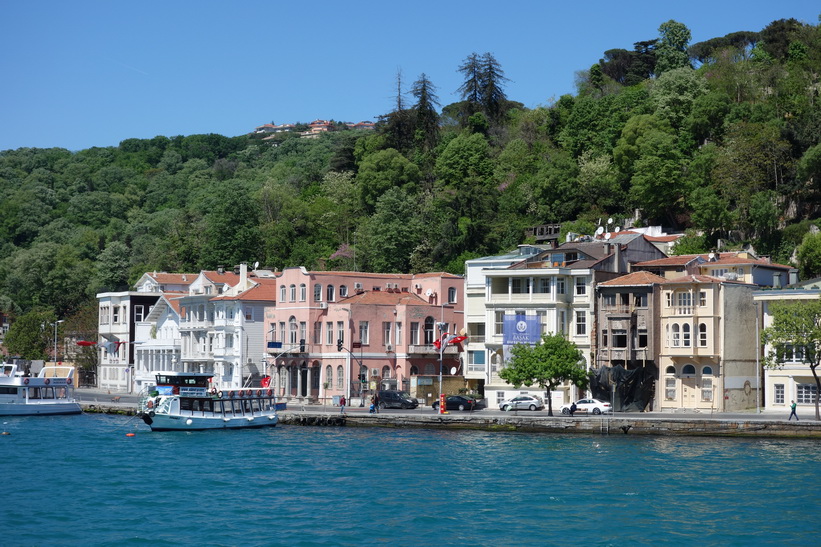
[376,390,419,409]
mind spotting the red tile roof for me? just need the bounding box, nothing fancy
[599,271,668,286]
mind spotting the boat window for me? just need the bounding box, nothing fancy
[0,387,18,394]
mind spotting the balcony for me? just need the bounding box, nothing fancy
[408,345,459,356]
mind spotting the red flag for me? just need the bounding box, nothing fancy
[449,335,467,345]
[260,376,271,388]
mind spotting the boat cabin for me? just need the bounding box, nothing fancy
[152,371,212,396]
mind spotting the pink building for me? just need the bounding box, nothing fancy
[266,268,464,404]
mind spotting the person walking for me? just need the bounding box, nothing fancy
[373,392,380,413]
[788,400,799,421]
[339,395,346,415]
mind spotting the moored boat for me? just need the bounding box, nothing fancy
[0,363,82,416]
[137,371,282,431]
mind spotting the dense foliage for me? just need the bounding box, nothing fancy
[1,17,820,335]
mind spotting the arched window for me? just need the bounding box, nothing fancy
[326,365,332,386]
[424,317,435,344]
[448,287,457,303]
[410,365,419,375]
[280,285,287,302]
[314,284,322,301]
[289,284,296,302]
[382,365,392,379]
[299,283,307,302]
[336,365,344,389]
[682,324,691,347]
[672,324,680,347]
[699,323,708,347]
[424,363,436,375]
[702,366,713,375]
[289,317,298,344]
[682,364,696,376]
[666,365,676,374]
[327,285,335,302]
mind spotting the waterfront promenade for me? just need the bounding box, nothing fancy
[75,387,820,438]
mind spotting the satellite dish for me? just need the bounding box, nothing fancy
[450,367,457,375]
[595,226,604,235]
[253,261,259,270]
[604,232,611,240]
[459,327,466,335]
[708,252,715,260]
[425,288,433,297]
[607,217,614,225]
[614,226,621,233]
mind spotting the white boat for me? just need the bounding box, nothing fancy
[0,363,82,416]
[138,371,281,431]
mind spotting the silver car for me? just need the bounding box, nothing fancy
[499,395,544,411]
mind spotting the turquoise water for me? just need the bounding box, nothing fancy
[4,414,819,546]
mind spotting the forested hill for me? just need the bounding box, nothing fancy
[1,17,821,330]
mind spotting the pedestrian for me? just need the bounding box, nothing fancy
[369,395,376,414]
[569,402,577,417]
[339,395,346,415]
[789,400,799,421]
[373,392,380,413]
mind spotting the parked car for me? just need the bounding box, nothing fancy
[432,395,478,411]
[561,398,612,415]
[376,390,419,409]
[499,395,544,411]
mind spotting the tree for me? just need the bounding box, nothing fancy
[499,333,589,416]
[796,232,821,280]
[761,299,821,420]
[655,20,692,75]
[2,309,56,361]
[410,73,441,155]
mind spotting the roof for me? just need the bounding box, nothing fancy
[636,252,792,270]
[213,279,278,302]
[662,274,750,285]
[598,271,668,287]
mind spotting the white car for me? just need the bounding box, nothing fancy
[561,398,612,415]
[499,395,544,411]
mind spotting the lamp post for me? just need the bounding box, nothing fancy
[53,320,64,366]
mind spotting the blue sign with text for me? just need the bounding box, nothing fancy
[502,315,541,346]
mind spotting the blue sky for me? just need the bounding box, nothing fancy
[1,1,818,152]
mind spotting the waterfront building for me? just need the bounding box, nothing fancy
[132,293,184,393]
[754,278,821,413]
[266,268,464,405]
[657,275,757,412]
[465,233,666,409]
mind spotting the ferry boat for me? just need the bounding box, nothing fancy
[138,371,282,431]
[0,363,82,416]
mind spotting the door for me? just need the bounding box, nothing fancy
[682,377,696,408]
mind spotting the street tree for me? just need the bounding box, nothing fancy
[2,309,56,361]
[761,299,821,420]
[499,333,589,416]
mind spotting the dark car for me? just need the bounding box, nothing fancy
[376,390,419,409]
[432,395,478,411]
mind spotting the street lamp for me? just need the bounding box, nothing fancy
[53,320,64,366]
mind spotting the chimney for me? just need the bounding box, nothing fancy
[773,273,782,289]
[239,262,248,287]
[217,265,225,274]
[615,244,622,274]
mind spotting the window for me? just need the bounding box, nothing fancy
[395,322,402,346]
[511,277,530,294]
[556,278,565,295]
[289,318,298,344]
[699,291,707,306]
[634,293,647,308]
[326,322,334,345]
[410,322,419,345]
[424,317,435,344]
[637,329,648,348]
[494,311,505,335]
[326,365,332,387]
[314,284,322,302]
[112,306,120,324]
[337,366,344,389]
[313,322,322,344]
[245,307,253,321]
[601,329,608,347]
[702,366,713,375]
[672,324,680,347]
[701,378,713,402]
[682,364,696,376]
[289,285,296,302]
[710,268,728,277]
[339,285,348,297]
[774,384,785,404]
[279,322,285,345]
[280,286,286,302]
[699,323,708,347]
[448,287,457,303]
[537,310,547,335]
[337,321,344,345]
[613,330,627,348]
[535,278,551,294]
[603,294,616,309]
[575,311,586,336]
[575,277,586,296]
[781,344,806,363]
[135,305,145,322]
[359,321,369,345]
[424,363,436,375]
[383,322,392,346]
[558,311,566,335]
[100,306,109,325]
[797,383,817,404]
[327,285,335,302]
[676,291,692,314]
[665,377,676,400]
[299,284,307,302]
[467,351,486,373]
[682,324,691,347]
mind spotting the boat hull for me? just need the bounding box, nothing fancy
[145,413,278,431]
[0,402,82,416]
